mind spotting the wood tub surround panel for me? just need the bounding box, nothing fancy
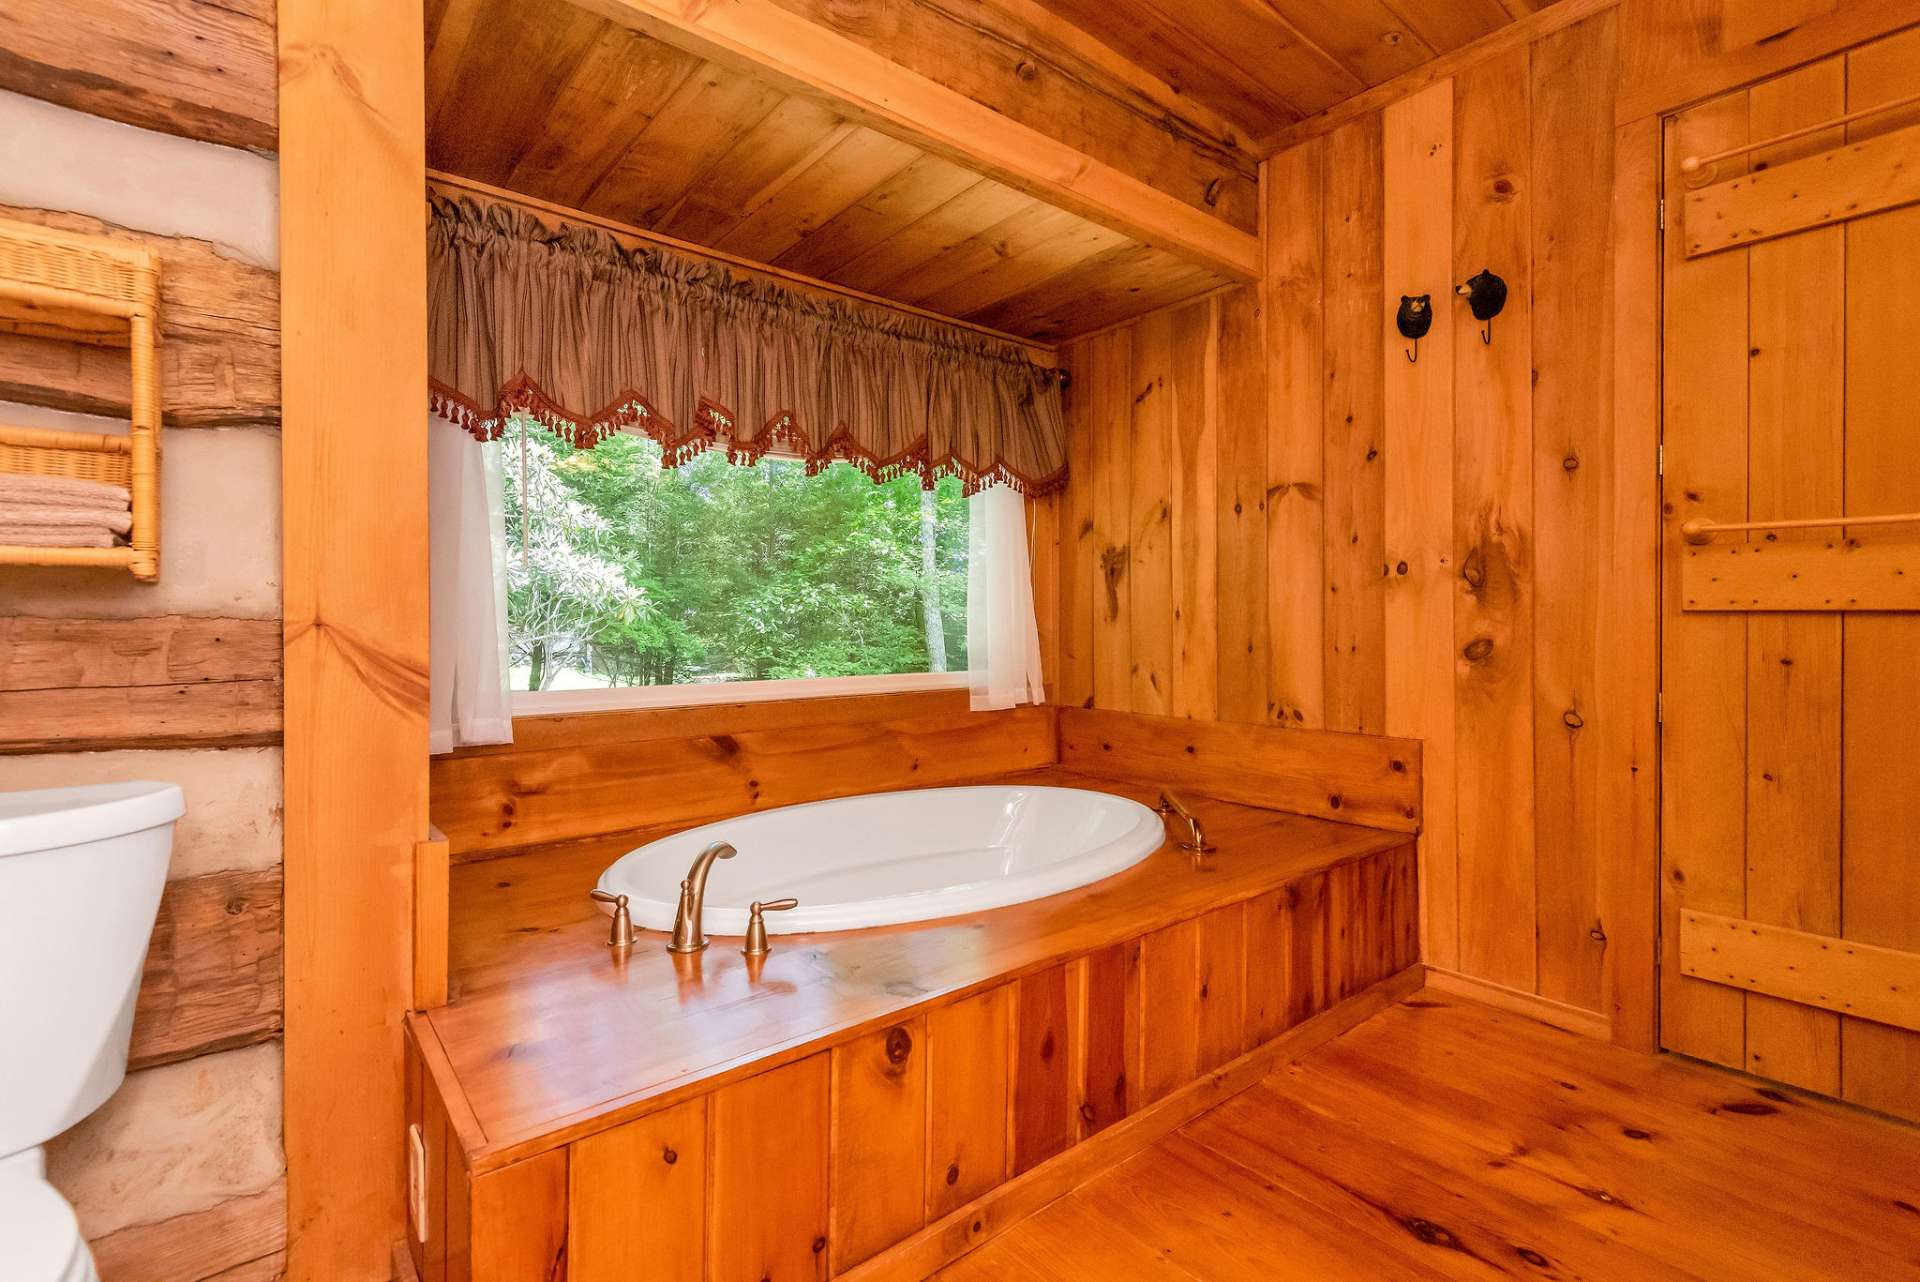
[408,772,1418,1280]
[431,700,1059,858]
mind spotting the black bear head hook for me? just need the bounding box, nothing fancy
[1455,269,1507,344]
[1395,294,1432,362]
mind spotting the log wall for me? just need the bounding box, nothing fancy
[0,4,287,1277]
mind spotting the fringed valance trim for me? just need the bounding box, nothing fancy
[430,376,1068,497]
[427,194,1069,497]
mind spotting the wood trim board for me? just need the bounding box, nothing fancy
[1684,119,1920,255]
[1682,539,1920,611]
[1421,966,1614,1042]
[1679,910,1920,1033]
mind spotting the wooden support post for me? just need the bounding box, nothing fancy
[278,1,431,1277]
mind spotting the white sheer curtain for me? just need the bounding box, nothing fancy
[966,484,1046,711]
[429,411,514,753]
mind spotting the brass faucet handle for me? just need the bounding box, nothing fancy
[742,897,799,958]
[1155,788,1214,854]
[588,888,637,949]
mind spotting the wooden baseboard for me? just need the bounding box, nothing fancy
[838,963,1426,1282]
[1421,967,1612,1041]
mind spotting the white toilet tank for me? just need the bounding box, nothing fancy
[0,782,183,1162]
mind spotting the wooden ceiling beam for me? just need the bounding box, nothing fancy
[568,0,1263,282]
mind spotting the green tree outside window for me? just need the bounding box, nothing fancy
[502,418,969,691]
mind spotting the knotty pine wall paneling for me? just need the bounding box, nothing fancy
[1048,7,1652,1042]
[0,6,288,1276]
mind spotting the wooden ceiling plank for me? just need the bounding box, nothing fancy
[426,0,608,186]
[963,241,1226,339]
[913,217,1134,318]
[505,25,707,209]
[771,154,982,279]
[1377,0,1518,52]
[714,127,926,263]
[584,63,789,228]
[1027,0,1357,133]
[654,99,854,245]
[568,0,1263,279]
[879,199,1074,303]
[424,0,487,145]
[1262,0,1442,85]
[1254,0,1611,155]
[832,180,1048,296]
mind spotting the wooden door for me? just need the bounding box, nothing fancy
[1660,27,1920,1123]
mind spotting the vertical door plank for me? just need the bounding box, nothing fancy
[1243,884,1296,1045]
[1741,60,1846,1096]
[1138,917,1202,1104]
[1263,138,1328,728]
[1322,113,1388,735]
[1129,309,1177,716]
[1215,285,1270,724]
[1660,92,1752,1070]
[711,1054,829,1282]
[568,1098,705,1282]
[926,986,1011,1220]
[469,1149,567,1282]
[1381,78,1459,972]
[1089,327,1135,711]
[1196,904,1249,1072]
[1601,110,1664,1053]
[1453,45,1538,994]
[831,1019,928,1272]
[1011,966,1076,1175]
[1839,28,1920,1124]
[1079,940,1139,1139]
[1170,297,1221,720]
[1057,338,1097,709]
[1530,10,1619,1018]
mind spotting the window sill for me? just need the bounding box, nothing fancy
[510,670,970,715]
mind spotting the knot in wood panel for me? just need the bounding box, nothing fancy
[884,1025,914,1066]
[1461,547,1488,590]
[1462,637,1495,664]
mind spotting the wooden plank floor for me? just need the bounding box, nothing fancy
[934,993,1920,1281]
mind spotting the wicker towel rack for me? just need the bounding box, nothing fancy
[0,215,162,581]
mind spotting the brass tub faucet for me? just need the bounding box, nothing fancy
[1156,788,1214,854]
[668,840,737,954]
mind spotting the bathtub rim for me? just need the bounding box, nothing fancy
[593,783,1166,935]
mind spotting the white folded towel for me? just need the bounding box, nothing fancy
[0,473,130,507]
[0,524,117,548]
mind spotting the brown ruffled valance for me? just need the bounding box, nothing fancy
[427,195,1068,495]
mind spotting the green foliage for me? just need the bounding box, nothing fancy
[502,419,968,689]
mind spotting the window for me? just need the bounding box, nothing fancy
[501,418,969,699]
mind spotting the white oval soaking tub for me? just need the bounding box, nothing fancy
[596,785,1164,935]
